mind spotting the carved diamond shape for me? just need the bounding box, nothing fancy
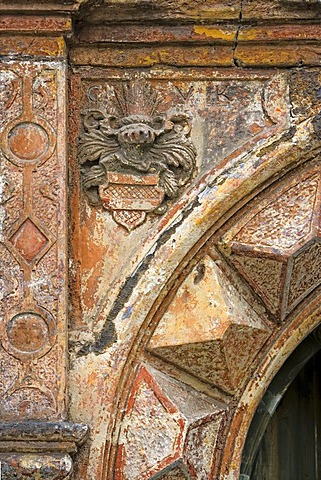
[9,218,49,263]
[218,165,321,321]
[148,255,270,393]
[117,364,225,480]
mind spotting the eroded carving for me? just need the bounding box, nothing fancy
[218,162,321,321]
[9,217,50,264]
[8,122,49,162]
[0,62,65,420]
[3,309,56,360]
[0,454,72,480]
[117,364,225,480]
[78,79,197,231]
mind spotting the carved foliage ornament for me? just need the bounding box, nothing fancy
[78,80,197,231]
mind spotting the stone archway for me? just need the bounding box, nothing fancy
[3,3,321,480]
[70,116,321,479]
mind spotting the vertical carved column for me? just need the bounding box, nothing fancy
[1,61,66,421]
[0,12,88,479]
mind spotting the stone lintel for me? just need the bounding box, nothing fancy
[0,422,88,480]
[70,43,321,68]
[77,22,321,45]
[0,6,74,59]
[0,453,73,480]
[0,12,72,58]
[0,34,67,58]
[0,422,89,452]
[0,15,72,34]
[76,0,321,24]
[72,14,321,68]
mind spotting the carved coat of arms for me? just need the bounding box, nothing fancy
[78,80,197,231]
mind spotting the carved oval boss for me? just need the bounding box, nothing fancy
[78,80,197,231]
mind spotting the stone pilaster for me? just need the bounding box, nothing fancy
[0,8,88,479]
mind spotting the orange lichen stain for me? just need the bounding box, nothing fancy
[79,224,106,271]
[193,25,235,41]
[56,36,66,55]
[139,56,155,66]
[194,210,210,227]
[63,18,72,31]
[0,36,65,57]
[88,371,99,387]
[78,223,107,309]
[34,36,66,57]
[239,29,260,42]
[139,51,159,66]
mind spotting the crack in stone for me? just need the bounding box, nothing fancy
[233,0,243,67]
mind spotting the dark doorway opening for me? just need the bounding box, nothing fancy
[240,326,321,480]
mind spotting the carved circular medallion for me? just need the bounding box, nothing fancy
[2,309,56,360]
[8,122,49,162]
[6,312,49,353]
[2,116,56,167]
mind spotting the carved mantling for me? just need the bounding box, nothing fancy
[78,79,197,231]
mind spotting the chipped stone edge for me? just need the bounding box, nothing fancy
[0,421,89,453]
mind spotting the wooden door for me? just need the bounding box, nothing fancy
[252,349,321,479]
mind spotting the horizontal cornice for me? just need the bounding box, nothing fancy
[0,0,88,14]
[2,0,321,67]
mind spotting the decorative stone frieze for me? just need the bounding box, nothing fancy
[0,61,67,420]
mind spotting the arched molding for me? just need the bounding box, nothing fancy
[220,296,321,479]
[240,322,321,478]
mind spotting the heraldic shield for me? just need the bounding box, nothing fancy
[99,172,165,231]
